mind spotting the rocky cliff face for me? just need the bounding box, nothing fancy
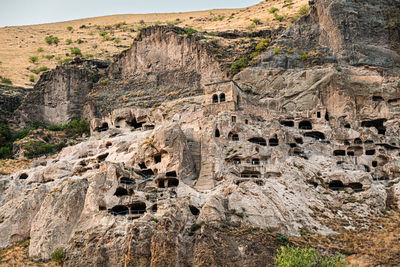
[0,85,27,124]
[1,0,400,266]
[13,59,107,127]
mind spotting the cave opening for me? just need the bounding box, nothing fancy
[154,154,162,163]
[166,171,177,177]
[299,120,312,130]
[303,131,325,140]
[189,205,200,216]
[333,150,346,156]
[109,205,129,216]
[329,180,345,191]
[19,173,28,179]
[129,202,147,215]
[348,182,363,192]
[114,187,129,197]
[167,178,179,187]
[366,149,375,155]
[248,137,267,146]
[127,118,144,129]
[97,123,109,132]
[361,119,386,135]
[269,137,279,146]
[280,121,294,127]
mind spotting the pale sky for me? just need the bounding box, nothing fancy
[0,0,260,27]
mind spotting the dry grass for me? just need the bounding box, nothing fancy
[0,239,57,267]
[0,159,31,175]
[0,0,307,87]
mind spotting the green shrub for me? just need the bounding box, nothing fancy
[273,47,282,54]
[252,18,262,25]
[66,26,73,31]
[29,74,35,82]
[45,35,59,45]
[136,25,147,31]
[104,25,112,30]
[43,55,54,60]
[63,119,90,135]
[48,119,90,136]
[154,20,162,25]
[51,247,64,263]
[0,124,12,146]
[29,56,39,64]
[0,124,13,159]
[70,47,82,56]
[178,26,197,36]
[0,78,12,84]
[298,5,310,16]
[99,78,109,84]
[37,47,44,53]
[99,31,108,36]
[300,52,309,61]
[0,145,12,159]
[246,24,256,29]
[0,61,2,65]
[114,21,126,28]
[84,53,94,59]
[255,38,271,52]
[166,20,180,25]
[88,31,94,36]
[37,66,48,72]
[274,13,285,22]
[269,7,279,14]
[58,57,73,64]
[24,141,56,158]
[102,34,111,41]
[66,38,73,45]
[212,15,225,21]
[113,38,121,44]
[230,57,248,74]
[274,245,348,267]
[76,39,84,44]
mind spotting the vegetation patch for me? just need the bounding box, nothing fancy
[0,77,12,85]
[44,35,59,45]
[230,57,249,75]
[70,47,82,56]
[274,245,348,267]
[51,247,64,264]
[178,26,197,36]
[23,141,56,158]
[29,56,38,64]
[298,5,310,16]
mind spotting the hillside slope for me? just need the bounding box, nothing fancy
[0,0,307,87]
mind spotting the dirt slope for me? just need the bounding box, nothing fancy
[0,0,307,87]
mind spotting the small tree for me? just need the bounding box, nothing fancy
[51,247,64,264]
[70,47,82,56]
[29,56,39,64]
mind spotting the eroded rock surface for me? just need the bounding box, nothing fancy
[1,1,400,266]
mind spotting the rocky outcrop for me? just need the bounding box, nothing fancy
[108,26,227,85]
[0,85,28,124]
[13,59,106,127]
[260,0,400,69]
